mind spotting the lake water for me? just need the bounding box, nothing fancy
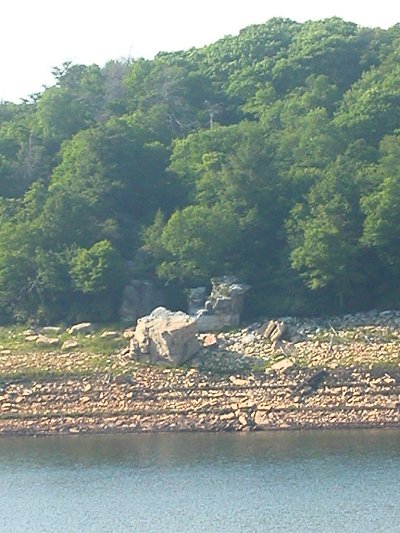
[1,430,400,532]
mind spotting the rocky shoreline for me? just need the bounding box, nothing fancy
[1,310,400,436]
[1,365,400,436]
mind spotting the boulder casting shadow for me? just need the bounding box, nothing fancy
[130,307,201,366]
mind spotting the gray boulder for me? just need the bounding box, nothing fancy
[130,307,201,366]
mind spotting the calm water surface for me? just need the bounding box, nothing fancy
[1,430,399,532]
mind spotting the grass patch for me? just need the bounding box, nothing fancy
[0,324,129,380]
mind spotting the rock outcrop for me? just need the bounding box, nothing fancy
[119,280,165,324]
[130,307,201,366]
[189,276,249,332]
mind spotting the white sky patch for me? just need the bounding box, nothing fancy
[1,0,400,101]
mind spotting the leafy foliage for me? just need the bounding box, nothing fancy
[1,17,400,323]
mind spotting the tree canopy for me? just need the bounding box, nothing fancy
[1,17,400,323]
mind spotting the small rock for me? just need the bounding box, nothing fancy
[25,335,39,342]
[270,358,294,372]
[238,414,249,426]
[61,340,79,351]
[42,326,62,334]
[229,376,249,386]
[241,333,256,345]
[36,335,60,346]
[68,322,95,335]
[238,400,256,410]
[203,334,218,347]
[220,412,235,421]
[22,329,36,336]
[123,329,136,339]
[254,410,270,427]
[100,331,119,338]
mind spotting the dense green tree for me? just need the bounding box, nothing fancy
[70,240,126,294]
[362,136,400,268]
[287,151,378,308]
[150,203,242,283]
[334,63,400,145]
[1,17,400,322]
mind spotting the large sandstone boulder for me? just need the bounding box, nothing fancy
[130,307,201,366]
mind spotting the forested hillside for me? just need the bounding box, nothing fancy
[1,17,400,324]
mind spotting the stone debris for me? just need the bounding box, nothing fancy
[22,329,36,336]
[25,335,39,342]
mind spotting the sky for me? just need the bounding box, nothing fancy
[1,0,400,102]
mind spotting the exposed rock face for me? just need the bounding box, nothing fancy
[130,307,201,366]
[119,280,165,323]
[187,287,207,315]
[190,276,250,332]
